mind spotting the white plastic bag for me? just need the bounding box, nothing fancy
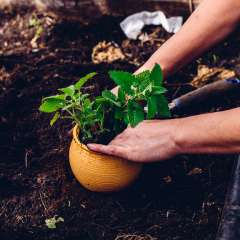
[120,11,183,40]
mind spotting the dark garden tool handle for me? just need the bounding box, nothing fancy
[169,78,240,111]
[216,155,240,240]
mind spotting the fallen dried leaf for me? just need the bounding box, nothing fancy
[191,65,235,88]
[92,41,125,64]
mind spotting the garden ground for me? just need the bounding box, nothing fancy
[0,5,240,240]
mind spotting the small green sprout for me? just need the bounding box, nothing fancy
[45,216,64,229]
[29,15,44,46]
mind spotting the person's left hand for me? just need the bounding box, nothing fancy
[87,120,180,163]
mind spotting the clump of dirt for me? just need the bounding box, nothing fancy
[0,5,240,240]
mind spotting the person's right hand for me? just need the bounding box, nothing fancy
[87,120,180,163]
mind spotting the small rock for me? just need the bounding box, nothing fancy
[163,176,172,183]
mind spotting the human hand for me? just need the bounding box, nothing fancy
[87,120,180,163]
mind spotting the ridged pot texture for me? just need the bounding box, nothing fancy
[69,125,143,192]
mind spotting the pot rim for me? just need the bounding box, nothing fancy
[73,125,91,152]
[72,125,123,158]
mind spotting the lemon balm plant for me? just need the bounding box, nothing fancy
[39,63,170,192]
[40,63,170,143]
[39,72,113,144]
[104,63,171,129]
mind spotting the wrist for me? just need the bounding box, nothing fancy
[155,119,184,157]
[173,115,208,155]
[169,119,185,155]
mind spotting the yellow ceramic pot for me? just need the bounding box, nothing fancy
[69,125,143,192]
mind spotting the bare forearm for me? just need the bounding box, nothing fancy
[138,0,240,75]
[88,109,240,162]
[175,108,240,155]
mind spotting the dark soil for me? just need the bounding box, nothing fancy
[0,6,240,240]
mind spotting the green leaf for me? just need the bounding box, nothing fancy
[139,82,151,97]
[96,107,104,125]
[157,95,171,118]
[84,113,98,122]
[132,101,144,110]
[114,108,124,120]
[127,100,134,125]
[147,95,158,119]
[137,71,151,94]
[59,85,75,97]
[109,71,135,94]
[42,94,65,101]
[86,130,92,139]
[127,100,145,127]
[80,93,90,101]
[75,72,97,90]
[39,98,65,113]
[95,96,105,103]
[123,113,129,125]
[135,70,151,83]
[95,96,108,105]
[50,112,60,126]
[152,86,167,95]
[132,108,145,127]
[150,64,163,86]
[102,90,121,107]
[94,97,109,110]
[83,98,91,108]
[117,87,126,103]
[127,112,134,127]
[147,95,171,118]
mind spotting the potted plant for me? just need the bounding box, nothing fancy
[39,63,170,192]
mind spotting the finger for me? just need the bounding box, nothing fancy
[87,144,128,159]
